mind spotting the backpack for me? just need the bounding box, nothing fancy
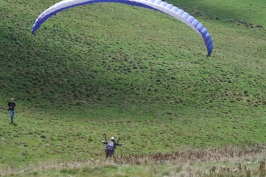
[106,141,115,151]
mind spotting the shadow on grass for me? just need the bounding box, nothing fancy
[0,5,195,113]
[10,123,17,126]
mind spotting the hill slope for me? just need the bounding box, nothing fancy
[0,0,266,175]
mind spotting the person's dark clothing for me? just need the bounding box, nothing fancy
[8,102,16,110]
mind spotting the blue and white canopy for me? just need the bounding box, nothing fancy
[32,0,213,56]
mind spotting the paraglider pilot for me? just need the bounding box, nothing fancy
[102,137,123,158]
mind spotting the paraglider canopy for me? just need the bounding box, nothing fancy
[32,0,214,56]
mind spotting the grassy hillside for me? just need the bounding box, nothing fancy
[0,0,266,176]
[168,0,266,26]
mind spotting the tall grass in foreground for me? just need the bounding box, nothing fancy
[1,144,266,176]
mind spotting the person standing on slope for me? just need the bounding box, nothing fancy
[7,98,16,124]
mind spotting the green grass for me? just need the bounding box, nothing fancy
[0,0,266,176]
[167,0,266,26]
